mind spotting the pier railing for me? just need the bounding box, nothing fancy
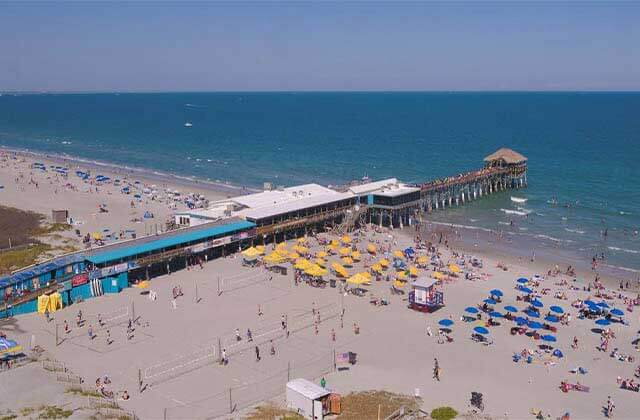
[418,165,525,192]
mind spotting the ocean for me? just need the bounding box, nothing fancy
[0,92,638,274]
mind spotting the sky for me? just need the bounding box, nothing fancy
[0,1,638,92]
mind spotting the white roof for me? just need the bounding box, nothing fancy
[373,184,420,197]
[413,278,437,289]
[286,378,330,400]
[240,190,353,220]
[233,184,338,209]
[349,178,398,195]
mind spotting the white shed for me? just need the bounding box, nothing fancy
[286,378,330,420]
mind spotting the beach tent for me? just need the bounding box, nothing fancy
[0,338,22,356]
[366,244,377,254]
[339,247,351,256]
[331,262,349,278]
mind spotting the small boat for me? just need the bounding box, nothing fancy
[184,122,193,127]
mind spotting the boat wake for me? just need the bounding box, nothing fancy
[501,208,529,216]
[510,196,527,203]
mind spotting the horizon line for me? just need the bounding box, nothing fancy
[2,89,640,95]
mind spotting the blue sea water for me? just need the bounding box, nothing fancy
[0,92,638,272]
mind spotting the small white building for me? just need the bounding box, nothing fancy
[286,378,331,420]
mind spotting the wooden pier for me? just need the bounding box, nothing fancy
[419,148,528,212]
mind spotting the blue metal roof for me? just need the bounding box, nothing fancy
[86,220,255,265]
[0,253,86,289]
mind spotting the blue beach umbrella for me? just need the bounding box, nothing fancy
[439,319,454,327]
[483,298,497,305]
[528,321,543,329]
[525,309,540,318]
[597,301,610,309]
[531,299,544,308]
[517,278,528,284]
[541,335,557,342]
[595,319,610,326]
[519,287,533,294]
[504,305,518,313]
[490,289,503,297]
[549,306,564,314]
[465,307,479,314]
[474,326,489,335]
[489,311,503,318]
[545,315,560,323]
[515,316,528,325]
[584,300,596,307]
[610,308,624,317]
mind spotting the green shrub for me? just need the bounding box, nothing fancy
[430,406,458,420]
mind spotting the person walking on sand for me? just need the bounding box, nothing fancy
[331,328,336,342]
[106,329,111,345]
[88,324,94,340]
[606,396,615,418]
[221,348,228,365]
[433,358,440,381]
[64,320,70,334]
[235,328,241,341]
[255,345,261,362]
[258,305,263,317]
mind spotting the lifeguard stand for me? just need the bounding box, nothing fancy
[409,278,444,313]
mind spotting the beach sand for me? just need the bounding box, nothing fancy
[3,226,639,419]
[0,149,230,255]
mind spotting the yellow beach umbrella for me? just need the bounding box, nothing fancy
[315,258,326,267]
[317,251,328,258]
[341,235,352,244]
[331,262,349,277]
[293,245,309,254]
[347,273,368,285]
[409,266,419,277]
[264,253,286,264]
[366,243,377,254]
[276,242,287,249]
[371,263,383,273]
[289,252,300,260]
[297,237,308,244]
[449,264,461,273]
[91,232,102,240]
[351,250,362,261]
[327,243,338,253]
[396,271,407,280]
[294,258,312,270]
[242,247,261,257]
[359,271,372,280]
[393,250,405,259]
[417,255,428,265]
[379,258,390,268]
[393,279,406,288]
[275,247,289,256]
[255,245,266,254]
[434,271,445,280]
[339,247,351,256]
[330,239,340,246]
[305,264,327,277]
[342,256,354,265]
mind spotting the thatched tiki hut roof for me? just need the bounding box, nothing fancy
[484,148,527,166]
